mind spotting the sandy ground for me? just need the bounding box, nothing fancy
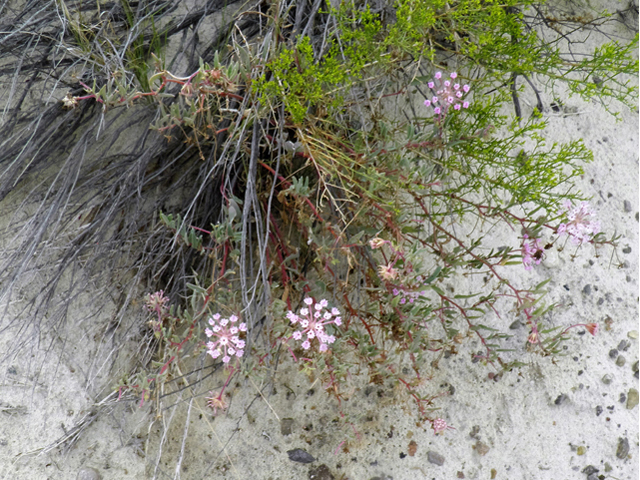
[0,1,637,479]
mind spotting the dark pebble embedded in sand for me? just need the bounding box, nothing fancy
[616,438,629,459]
[427,450,445,465]
[288,448,316,464]
[618,340,631,351]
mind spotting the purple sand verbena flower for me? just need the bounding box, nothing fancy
[423,71,471,116]
[556,201,600,244]
[205,313,247,364]
[522,234,544,270]
[285,298,342,353]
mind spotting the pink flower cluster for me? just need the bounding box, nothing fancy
[392,287,427,305]
[557,201,600,244]
[286,298,342,352]
[424,71,470,115]
[522,234,544,270]
[205,314,247,364]
[431,418,450,434]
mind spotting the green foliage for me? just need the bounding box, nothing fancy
[70,0,636,426]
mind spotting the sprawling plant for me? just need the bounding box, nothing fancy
[0,0,636,463]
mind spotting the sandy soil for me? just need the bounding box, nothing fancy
[0,1,637,479]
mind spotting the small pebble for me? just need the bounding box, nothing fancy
[632,361,639,373]
[622,246,632,254]
[616,355,626,367]
[475,441,490,456]
[577,446,586,456]
[582,284,592,295]
[509,320,522,330]
[287,448,316,464]
[582,465,599,475]
[616,437,629,459]
[586,474,598,480]
[604,462,612,472]
[427,450,445,466]
[369,476,393,480]
[595,405,603,416]
[555,394,567,405]
[309,464,334,480]
[281,418,295,436]
[76,468,102,480]
[626,388,638,410]
[602,374,613,384]
[624,200,632,212]
[628,330,638,339]
[619,393,626,403]
[609,349,619,359]
[618,340,631,351]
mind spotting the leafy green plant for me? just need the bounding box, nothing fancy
[66,0,635,438]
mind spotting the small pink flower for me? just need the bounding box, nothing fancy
[463,84,470,92]
[432,418,448,434]
[434,107,441,114]
[428,81,435,89]
[450,72,457,79]
[206,391,228,415]
[205,313,247,365]
[556,201,600,244]
[283,298,342,354]
[435,71,442,79]
[585,323,598,336]
[424,100,431,107]
[463,101,469,108]
[369,238,387,249]
[378,264,398,281]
